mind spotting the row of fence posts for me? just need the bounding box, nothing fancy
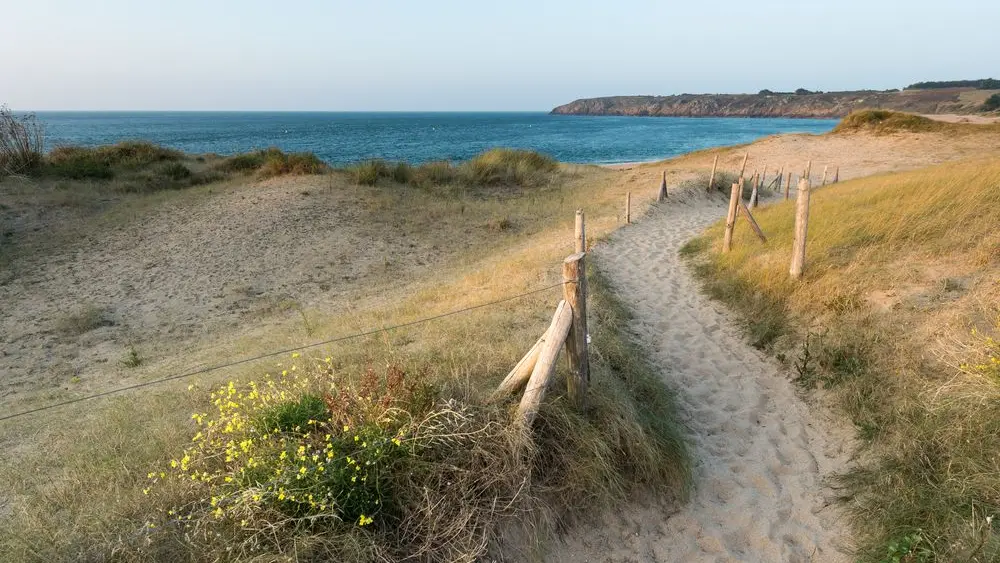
[499,153,839,425]
[719,152,840,279]
[492,211,590,427]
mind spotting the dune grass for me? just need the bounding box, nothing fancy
[213,147,330,178]
[682,156,1000,561]
[345,149,559,189]
[0,151,687,561]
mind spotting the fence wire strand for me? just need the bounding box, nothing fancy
[0,281,571,423]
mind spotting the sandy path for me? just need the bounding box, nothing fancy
[551,192,854,562]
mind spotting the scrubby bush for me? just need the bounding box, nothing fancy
[0,105,44,177]
[983,93,1000,112]
[347,159,390,186]
[833,110,942,134]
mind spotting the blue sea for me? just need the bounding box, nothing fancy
[35,112,837,166]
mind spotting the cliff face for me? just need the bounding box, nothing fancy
[550,88,990,118]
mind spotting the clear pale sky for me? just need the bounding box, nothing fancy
[4,0,998,111]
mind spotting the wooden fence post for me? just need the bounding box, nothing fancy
[492,336,544,400]
[517,300,574,427]
[760,165,768,190]
[563,252,589,409]
[723,180,741,252]
[789,178,811,279]
[738,202,768,243]
[833,166,839,183]
[821,165,828,186]
[785,172,793,200]
[625,192,631,224]
[738,151,749,180]
[657,171,668,201]
[575,210,586,253]
[804,160,812,183]
[708,155,719,192]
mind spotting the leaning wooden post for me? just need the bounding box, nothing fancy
[708,154,719,192]
[723,180,741,252]
[821,165,828,186]
[491,336,545,400]
[625,192,631,224]
[657,171,668,201]
[562,252,589,409]
[738,151,749,180]
[833,166,839,183]
[517,300,574,427]
[760,164,768,190]
[789,178,811,279]
[785,172,793,200]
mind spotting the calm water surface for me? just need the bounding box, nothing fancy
[36,112,837,165]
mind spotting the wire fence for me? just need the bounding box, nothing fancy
[0,281,570,423]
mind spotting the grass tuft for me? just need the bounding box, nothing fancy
[832,110,943,134]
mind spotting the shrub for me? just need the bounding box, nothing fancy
[0,105,44,177]
[45,148,114,179]
[154,161,192,182]
[833,110,942,134]
[390,162,413,184]
[93,141,181,168]
[983,93,1000,112]
[457,148,558,187]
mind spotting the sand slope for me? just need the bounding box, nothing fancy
[551,192,854,562]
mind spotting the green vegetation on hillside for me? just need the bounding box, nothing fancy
[906,78,1000,90]
[832,110,945,134]
[682,157,1000,561]
[984,93,1000,112]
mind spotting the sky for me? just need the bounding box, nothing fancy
[4,0,998,111]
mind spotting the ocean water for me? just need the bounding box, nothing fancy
[35,112,837,166]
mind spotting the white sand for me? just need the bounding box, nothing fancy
[550,191,855,562]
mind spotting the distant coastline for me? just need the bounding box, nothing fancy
[551,87,999,118]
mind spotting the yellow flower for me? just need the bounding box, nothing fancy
[358,514,373,526]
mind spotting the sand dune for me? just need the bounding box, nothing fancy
[550,191,855,562]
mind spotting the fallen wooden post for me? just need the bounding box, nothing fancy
[738,202,767,243]
[625,192,631,224]
[562,252,589,409]
[657,171,668,201]
[492,336,544,400]
[723,180,742,252]
[789,178,811,279]
[708,155,719,192]
[517,300,574,427]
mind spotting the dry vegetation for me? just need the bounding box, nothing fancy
[0,127,687,561]
[682,156,1000,561]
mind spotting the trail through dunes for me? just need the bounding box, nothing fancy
[552,192,854,562]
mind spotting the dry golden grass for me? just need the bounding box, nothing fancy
[683,156,1000,561]
[0,149,686,561]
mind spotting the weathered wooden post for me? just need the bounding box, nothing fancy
[785,172,793,200]
[804,160,812,183]
[821,165,828,186]
[657,171,668,201]
[723,180,742,252]
[750,175,760,208]
[517,300,573,426]
[708,155,719,192]
[760,164,768,190]
[833,166,839,183]
[738,151,749,180]
[562,252,589,409]
[789,178,811,279]
[625,192,631,224]
[575,210,586,253]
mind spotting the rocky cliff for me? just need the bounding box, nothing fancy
[550,88,993,118]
